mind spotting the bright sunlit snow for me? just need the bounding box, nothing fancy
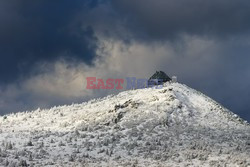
[0,83,249,166]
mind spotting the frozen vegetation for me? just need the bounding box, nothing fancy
[0,83,249,166]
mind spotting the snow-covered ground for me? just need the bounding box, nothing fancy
[0,82,249,166]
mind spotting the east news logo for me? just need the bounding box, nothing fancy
[86,71,177,90]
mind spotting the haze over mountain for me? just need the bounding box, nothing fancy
[0,82,249,166]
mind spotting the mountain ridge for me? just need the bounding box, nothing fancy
[0,83,249,166]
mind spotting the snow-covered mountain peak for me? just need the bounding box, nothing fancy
[0,83,249,166]
[1,82,247,133]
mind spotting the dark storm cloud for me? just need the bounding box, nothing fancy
[111,0,250,39]
[0,0,100,84]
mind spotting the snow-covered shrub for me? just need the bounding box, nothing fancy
[26,140,33,146]
[58,141,65,146]
[19,159,28,167]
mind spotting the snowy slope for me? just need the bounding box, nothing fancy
[0,83,249,167]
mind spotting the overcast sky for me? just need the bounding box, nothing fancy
[0,0,250,122]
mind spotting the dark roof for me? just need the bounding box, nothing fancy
[149,71,171,83]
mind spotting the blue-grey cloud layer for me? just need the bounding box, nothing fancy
[0,0,98,84]
[111,0,250,39]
